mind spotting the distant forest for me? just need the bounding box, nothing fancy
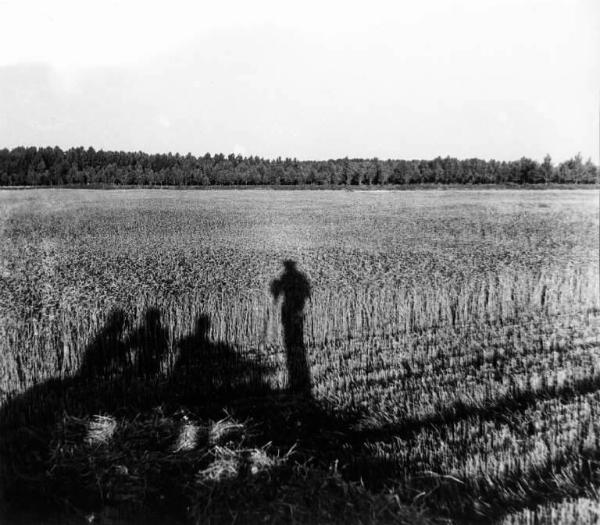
[0,146,597,186]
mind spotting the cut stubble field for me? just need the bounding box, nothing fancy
[0,188,599,524]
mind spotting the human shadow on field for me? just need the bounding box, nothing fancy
[0,308,131,515]
[270,259,312,395]
[168,313,273,407]
[218,276,600,523]
[126,307,170,380]
[1,308,131,432]
[78,309,130,381]
[0,305,280,521]
[4,269,597,523]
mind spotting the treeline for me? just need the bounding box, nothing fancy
[0,146,597,186]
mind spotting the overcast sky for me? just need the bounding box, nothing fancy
[0,0,598,162]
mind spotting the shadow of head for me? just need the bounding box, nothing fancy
[283,259,297,270]
[193,314,211,337]
[144,307,162,331]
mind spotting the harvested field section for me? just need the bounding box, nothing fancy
[0,189,598,523]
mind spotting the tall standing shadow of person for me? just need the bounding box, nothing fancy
[270,260,312,396]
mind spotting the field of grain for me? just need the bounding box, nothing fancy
[0,188,598,524]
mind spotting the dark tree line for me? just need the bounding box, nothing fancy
[0,146,597,187]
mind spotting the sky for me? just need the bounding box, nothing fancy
[0,0,598,162]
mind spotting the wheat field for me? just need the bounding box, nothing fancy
[0,188,598,524]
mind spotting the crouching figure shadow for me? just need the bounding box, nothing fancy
[0,308,131,517]
[169,314,273,407]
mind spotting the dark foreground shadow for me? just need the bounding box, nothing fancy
[0,304,277,521]
[1,261,599,524]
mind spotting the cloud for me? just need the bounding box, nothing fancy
[157,115,172,129]
[0,1,597,161]
[233,144,247,156]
